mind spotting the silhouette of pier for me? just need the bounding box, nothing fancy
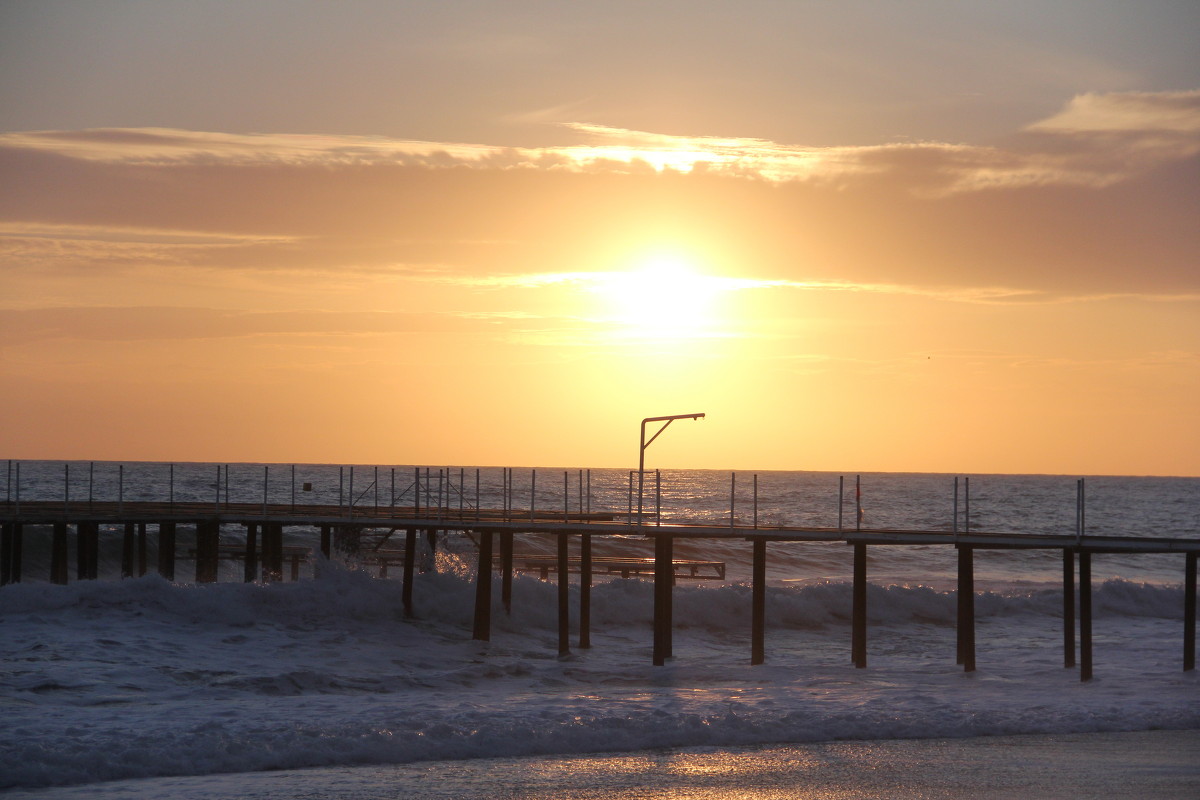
[2,467,1197,682]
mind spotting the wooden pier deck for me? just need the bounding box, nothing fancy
[2,499,1197,680]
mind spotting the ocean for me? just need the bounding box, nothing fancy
[2,462,1198,796]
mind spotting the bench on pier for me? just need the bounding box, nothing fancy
[188,544,311,581]
[361,550,411,578]
[357,551,726,582]
[512,555,726,581]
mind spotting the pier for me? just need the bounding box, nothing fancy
[2,466,1198,681]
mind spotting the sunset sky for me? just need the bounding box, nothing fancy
[1,1,1197,475]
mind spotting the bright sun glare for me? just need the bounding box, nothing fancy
[597,253,724,339]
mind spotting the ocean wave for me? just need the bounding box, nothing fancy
[0,563,1185,633]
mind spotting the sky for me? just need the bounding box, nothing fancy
[1,1,1198,476]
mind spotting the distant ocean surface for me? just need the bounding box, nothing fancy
[2,461,1198,792]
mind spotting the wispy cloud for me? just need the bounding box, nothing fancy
[4,90,1195,193]
[2,90,1196,302]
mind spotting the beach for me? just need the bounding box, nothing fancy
[4,731,1197,799]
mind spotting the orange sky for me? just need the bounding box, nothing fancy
[1,3,1198,475]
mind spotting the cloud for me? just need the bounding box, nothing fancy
[4,90,1195,192]
[0,90,1196,298]
[1028,90,1200,135]
[0,306,557,346]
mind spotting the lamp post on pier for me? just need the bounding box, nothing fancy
[639,412,704,667]
[638,413,705,525]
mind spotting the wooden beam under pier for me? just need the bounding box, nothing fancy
[122,522,135,578]
[1185,552,1196,672]
[158,522,176,580]
[473,530,493,641]
[653,534,671,666]
[1063,549,1076,668]
[0,522,14,585]
[136,522,147,576]
[51,522,67,585]
[852,543,867,668]
[557,532,570,657]
[402,528,416,618]
[579,534,592,649]
[1080,550,1093,682]
[244,524,258,583]
[195,520,220,583]
[956,545,976,672]
[751,538,766,665]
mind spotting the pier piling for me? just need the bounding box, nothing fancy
[579,533,592,648]
[751,538,766,665]
[1185,552,1196,672]
[557,532,570,656]
[1063,549,1076,668]
[51,522,68,585]
[1080,550,1093,681]
[195,520,220,583]
[955,545,976,672]
[77,522,99,580]
[122,522,135,578]
[0,522,14,585]
[472,530,493,641]
[402,528,416,618]
[244,523,258,583]
[852,542,867,668]
[137,523,147,576]
[500,532,514,615]
[158,522,176,580]
[653,534,671,666]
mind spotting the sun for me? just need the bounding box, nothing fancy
[596,252,724,339]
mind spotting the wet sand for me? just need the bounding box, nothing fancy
[7,729,1198,799]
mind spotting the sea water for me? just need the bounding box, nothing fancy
[1,462,1197,792]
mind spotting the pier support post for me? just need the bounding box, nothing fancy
[51,522,68,585]
[852,543,867,668]
[77,522,99,580]
[76,523,87,581]
[262,523,283,582]
[319,525,331,559]
[12,523,23,583]
[557,532,570,656]
[579,533,592,648]
[158,522,176,580]
[653,533,671,666]
[195,520,220,583]
[1185,552,1196,672]
[956,545,976,672]
[2,522,24,584]
[1079,550,1093,681]
[751,538,766,665]
[500,531,514,615]
[666,535,675,657]
[122,522,135,578]
[472,530,493,641]
[244,524,258,583]
[272,523,285,581]
[0,522,13,585]
[402,528,416,618]
[261,524,273,582]
[1063,549,1076,668]
[137,523,147,577]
